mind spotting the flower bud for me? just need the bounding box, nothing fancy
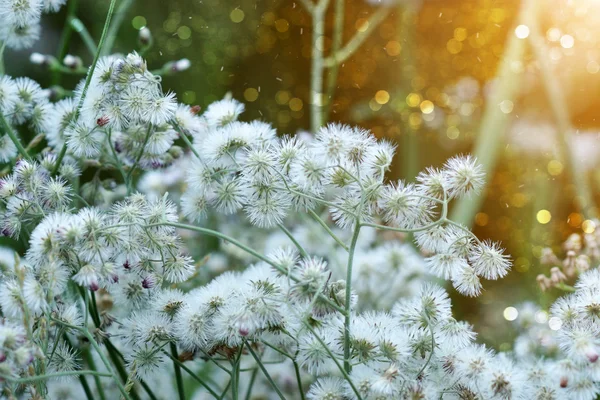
[138,27,152,46]
[30,52,47,65]
[63,54,82,69]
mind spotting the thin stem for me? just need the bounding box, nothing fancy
[125,125,152,194]
[298,0,314,13]
[303,322,362,399]
[83,346,107,400]
[173,120,202,160]
[449,0,535,227]
[139,380,159,400]
[53,0,120,175]
[0,370,111,383]
[278,223,309,258]
[82,330,132,400]
[103,0,135,56]
[527,6,597,219]
[52,0,79,85]
[230,349,242,400]
[0,41,5,75]
[416,324,436,379]
[244,367,259,400]
[343,217,361,374]
[310,0,331,132]
[0,113,30,160]
[153,221,347,314]
[170,343,186,400]
[70,18,98,56]
[323,6,392,68]
[324,0,344,119]
[78,374,95,400]
[293,360,306,400]
[308,209,349,251]
[244,342,286,400]
[163,351,220,399]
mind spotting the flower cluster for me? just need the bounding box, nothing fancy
[53,52,184,171]
[0,0,66,50]
[180,105,510,295]
[0,76,53,161]
[0,158,75,238]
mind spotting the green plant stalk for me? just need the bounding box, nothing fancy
[52,0,80,84]
[87,290,141,400]
[84,346,107,400]
[81,330,132,400]
[153,221,347,314]
[308,209,349,250]
[70,18,98,56]
[0,371,112,383]
[230,350,241,400]
[527,11,597,219]
[449,0,535,228]
[278,223,309,258]
[323,0,344,120]
[125,125,152,194]
[323,6,391,68]
[0,41,5,75]
[52,0,120,175]
[398,5,419,181]
[0,112,30,160]
[78,374,95,400]
[293,360,306,400]
[310,0,330,132]
[244,367,259,400]
[244,343,286,400]
[170,343,186,400]
[343,217,361,373]
[303,322,362,399]
[163,351,220,398]
[103,0,135,56]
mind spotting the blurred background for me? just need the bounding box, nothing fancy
[6,0,600,349]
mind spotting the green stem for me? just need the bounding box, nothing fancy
[343,218,361,373]
[125,125,152,194]
[308,209,348,251]
[0,371,111,383]
[102,0,135,56]
[52,0,120,175]
[293,360,306,400]
[449,0,535,227]
[278,223,308,258]
[70,18,98,56]
[82,330,132,400]
[323,0,344,120]
[527,6,597,219]
[153,221,348,314]
[139,380,159,400]
[244,367,259,400]
[0,113,30,160]
[309,0,330,132]
[170,343,186,400]
[78,374,95,400]
[323,6,391,68]
[0,41,5,75]
[163,351,220,399]
[52,0,79,85]
[303,322,362,399]
[230,350,240,400]
[244,343,285,400]
[83,346,107,400]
